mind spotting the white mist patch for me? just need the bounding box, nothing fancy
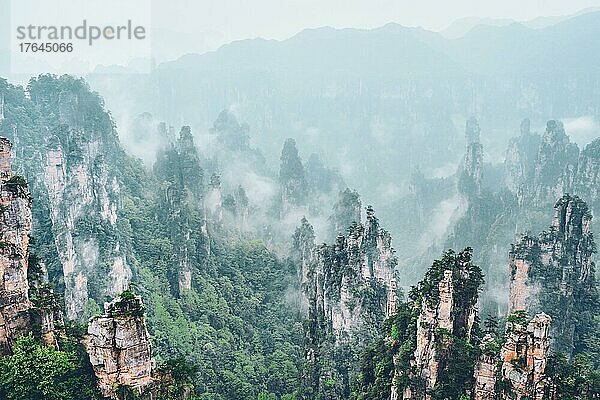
[430,162,459,179]
[120,113,164,166]
[562,116,600,147]
[419,194,467,248]
[335,147,356,177]
[484,278,510,316]
[376,183,403,203]
[204,188,222,213]
[284,285,306,315]
[240,172,277,205]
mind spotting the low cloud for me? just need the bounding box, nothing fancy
[562,116,600,147]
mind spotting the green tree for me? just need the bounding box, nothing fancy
[0,334,98,400]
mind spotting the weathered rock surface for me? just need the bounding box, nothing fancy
[508,194,596,355]
[0,137,33,354]
[296,206,398,398]
[406,249,480,400]
[531,121,579,205]
[500,313,551,400]
[154,126,206,294]
[574,138,600,212]
[280,138,309,213]
[302,206,398,341]
[44,132,131,320]
[460,117,484,196]
[504,118,541,194]
[86,294,154,398]
[473,335,499,400]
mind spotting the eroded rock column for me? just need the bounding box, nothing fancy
[86,293,155,398]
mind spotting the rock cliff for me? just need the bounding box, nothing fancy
[508,194,597,356]
[403,248,483,400]
[500,312,552,400]
[473,335,499,400]
[459,117,484,197]
[296,206,398,398]
[86,293,155,398]
[302,206,398,341]
[280,138,309,213]
[531,121,579,205]
[504,119,541,194]
[44,130,131,320]
[502,119,600,220]
[154,126,206,294]
[0,137,32,354]
[574,138,600,212]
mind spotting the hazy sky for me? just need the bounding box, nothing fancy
[3,0,600,70]
[151,0,600,48]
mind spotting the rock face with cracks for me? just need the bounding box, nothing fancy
[500,313,552,400]
[295,206,398,398]
[86,294,155,398]
[403,248,481,400]
[0,137,32,354]
[508,194,597,356]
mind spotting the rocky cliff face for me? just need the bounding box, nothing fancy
[45,130,131,320]
[303,206,398,341]
[504,120,578,207]
[296,206,398,398]
[500,313,552,400]
[574,138,600,212]
[86,293,155,398]
[508,194,597,356]
[329,188,361,239]
[504,119,541,193]
[473,335,499,400]
[460,117,484,197]
[531,121,579,206]
[403,248,482,400]
[472,312,552,400]
[154,126,206,294]
[0,76,138,322]
[0,137,32,354]
[502,119,600,219]
[280,138,309,213]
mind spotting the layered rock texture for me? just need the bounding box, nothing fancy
[0,76,137,321]
[295,206,398,398]
[86,293,155,398]
[472,312,552,400]
[473,335,499,400]
[0,137,32,354]
[500,312,552,400]
[508,194,597,356]
[154,126,206,294]
[44,128,131,320]
[301,206,398,341]
[460,117,484,196]
[403,248,483,400]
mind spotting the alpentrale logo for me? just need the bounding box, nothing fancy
[16,20,147,46]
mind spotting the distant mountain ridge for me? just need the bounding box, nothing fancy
[440,7,600,39]
[160,9,600,77]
